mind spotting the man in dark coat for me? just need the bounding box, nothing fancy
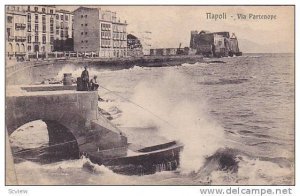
[81,65,89,91]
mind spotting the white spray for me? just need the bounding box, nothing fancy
[117,69,225,173]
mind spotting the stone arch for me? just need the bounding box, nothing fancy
[16,43,20,52]
[6,106,87,139]
[21,43,25,52]
[10,119,80,161]
[6,90,127,158]
[8,43,13,53]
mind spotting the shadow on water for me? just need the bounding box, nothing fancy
[199,78,249,85]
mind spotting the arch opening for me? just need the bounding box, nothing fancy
[9,120,80,164]
[8,43,13,53]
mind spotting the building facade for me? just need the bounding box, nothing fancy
[137,31,152,56]
[6,5,74,60]
[73,7,127,58]
[150,48,178,56]
[54,9,74,51]
[26,5,56,54]
[6,6,27,59]
[55,9,73,40]
[127,34,143,57]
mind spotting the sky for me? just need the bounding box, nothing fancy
[61,6,294,53]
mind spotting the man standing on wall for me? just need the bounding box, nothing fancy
[81,65,89,91]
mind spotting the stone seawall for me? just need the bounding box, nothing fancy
[6,55,204,76]
[69,55,204,69]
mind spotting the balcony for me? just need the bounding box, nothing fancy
[7,36,15,42]
[15,52,26,56]
[15,36,26,42]
[15,23,26,30]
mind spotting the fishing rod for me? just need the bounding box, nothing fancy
[12,134,93,156]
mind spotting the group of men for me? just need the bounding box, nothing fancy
[81,65,99,91]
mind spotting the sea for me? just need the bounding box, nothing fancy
[9,53,294,185]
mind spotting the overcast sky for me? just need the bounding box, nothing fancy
[61,6,294,53]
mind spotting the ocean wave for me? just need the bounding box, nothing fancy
[12,146,294,185]
[193,148,294,185]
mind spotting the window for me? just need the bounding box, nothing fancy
[50,9,53,14]
[85,24,88,26]
[50,18,54,33]
[27,14,31,22]
[42,35,46,44]
[35,35,38,43]
[81,40,83,43]
[50,36,54,44]
[34,7,38,12]
[42,8,45,13]
[27,23,31,32]
[61,15,63,20]
[42,15,46,24]
[65,15,68,21]
[81,15,83,18]
[81,32,83,35]
[35,14,38,22]
[7,16,13,23]
[27,35,31,43]
[28,45,31,52]
[85,40,88,43]
[60,22,63,28]
[27,6,30,11]
[56,30,59,35]
[42,25,46,33]
[35,24,38,32]
[85,15,87,18]
[56,14,59,20]
[85,32,87,35]
[81,24,83,27]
